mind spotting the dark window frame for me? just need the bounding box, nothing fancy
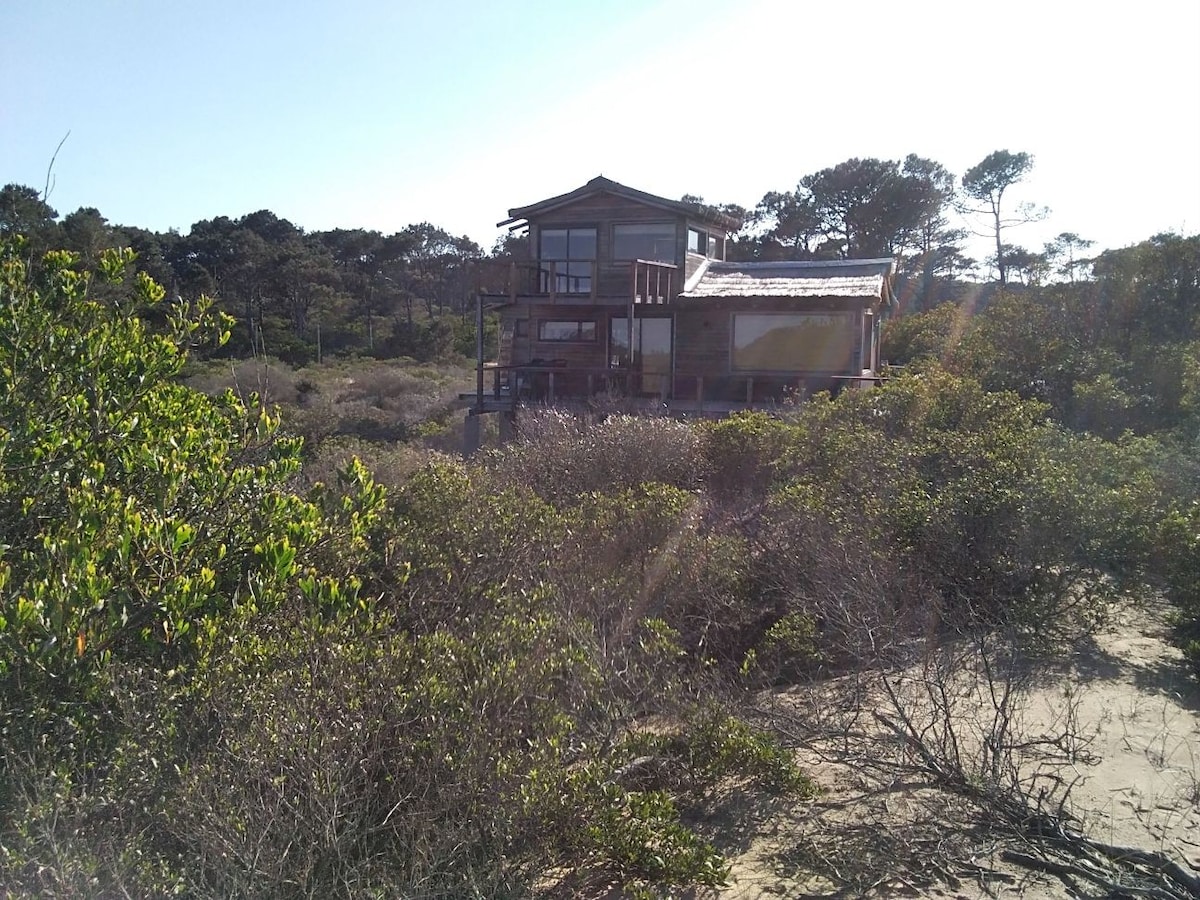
[538,225,597,294]
[537,319,598,343]
[612,222,677,262]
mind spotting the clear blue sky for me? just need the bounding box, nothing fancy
[3,0,1198,263]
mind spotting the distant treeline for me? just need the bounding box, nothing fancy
[0,148,1187,365]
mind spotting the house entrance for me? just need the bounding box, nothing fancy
[610,317,672,398]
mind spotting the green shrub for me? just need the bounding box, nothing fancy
[701,410,796,500]
[1159,502,1200,677]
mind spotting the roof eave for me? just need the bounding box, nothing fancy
[501,176,737,232]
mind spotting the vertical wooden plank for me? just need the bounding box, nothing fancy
[475,292,484,411]
[628,262,638,400]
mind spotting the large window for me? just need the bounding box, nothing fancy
[539,227,596,294]
[538,319,597,342]
[613,223,676,262]
[732,313,856,373]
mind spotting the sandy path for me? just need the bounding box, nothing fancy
[704,598,1200,898]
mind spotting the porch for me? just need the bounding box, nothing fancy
[468,362,879,415]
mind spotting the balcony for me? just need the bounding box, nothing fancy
[477,259,679,306]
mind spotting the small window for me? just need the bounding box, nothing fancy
[614,223,676,262]
[687,228,706,255]
[538,320,597,342]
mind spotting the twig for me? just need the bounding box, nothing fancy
[43,131,70,204]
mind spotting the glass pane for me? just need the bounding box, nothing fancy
[539,320,596,342]
[566,261,592,293]
[539,320,579,341]
[640,318,672,375]
[568,228,597,260]
[614,223,676,262]
[687,228,702,254]
[732,313,856,372]
[540,229,568,260]
[610,317,632,366]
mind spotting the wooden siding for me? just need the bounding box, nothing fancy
[501,304,619,369]
[520,192,728,303]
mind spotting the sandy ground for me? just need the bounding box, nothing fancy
[697,598,1200,899]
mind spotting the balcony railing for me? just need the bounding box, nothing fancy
[476,259,679,305]
[631,259,676,304]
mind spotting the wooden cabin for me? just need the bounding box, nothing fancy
[466,176,895,448]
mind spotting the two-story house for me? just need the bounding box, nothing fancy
[467,176,894,446]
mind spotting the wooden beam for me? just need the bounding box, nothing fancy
[475,292,484,411]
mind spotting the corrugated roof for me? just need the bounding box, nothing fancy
[679,259,895,301]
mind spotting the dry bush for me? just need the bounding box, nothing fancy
[184,356,473,448]
[182,357,302,406]
[295,435,437,493]
[488,410,703,504]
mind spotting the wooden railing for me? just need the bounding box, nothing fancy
[631,259,676,304]
[475,259,680,304]
[483,363,634,404]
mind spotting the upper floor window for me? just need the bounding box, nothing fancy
[688,227,724,259]
[539,227,596,293]
[613,223,675,263]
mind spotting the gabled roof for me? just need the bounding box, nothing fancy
[680,258,896,304]
[499,176,739,231]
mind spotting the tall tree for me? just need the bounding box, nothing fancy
[1044,232,1095,282]
[961,150,1047,285]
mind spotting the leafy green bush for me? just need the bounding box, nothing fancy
[1159,502,1200,676]
[701,410,795,500]
[0,239,770,896]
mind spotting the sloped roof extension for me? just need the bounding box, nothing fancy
[499,176,739,231]
[680,259,895,303]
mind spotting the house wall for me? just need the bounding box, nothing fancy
[525,193,728,301]
[673,300,869,385]
[502,304,619,369]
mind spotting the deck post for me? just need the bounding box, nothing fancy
[475,291,484,412]
[463,410,481,457]
[627,265,635,397]
[499,410,516,442]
